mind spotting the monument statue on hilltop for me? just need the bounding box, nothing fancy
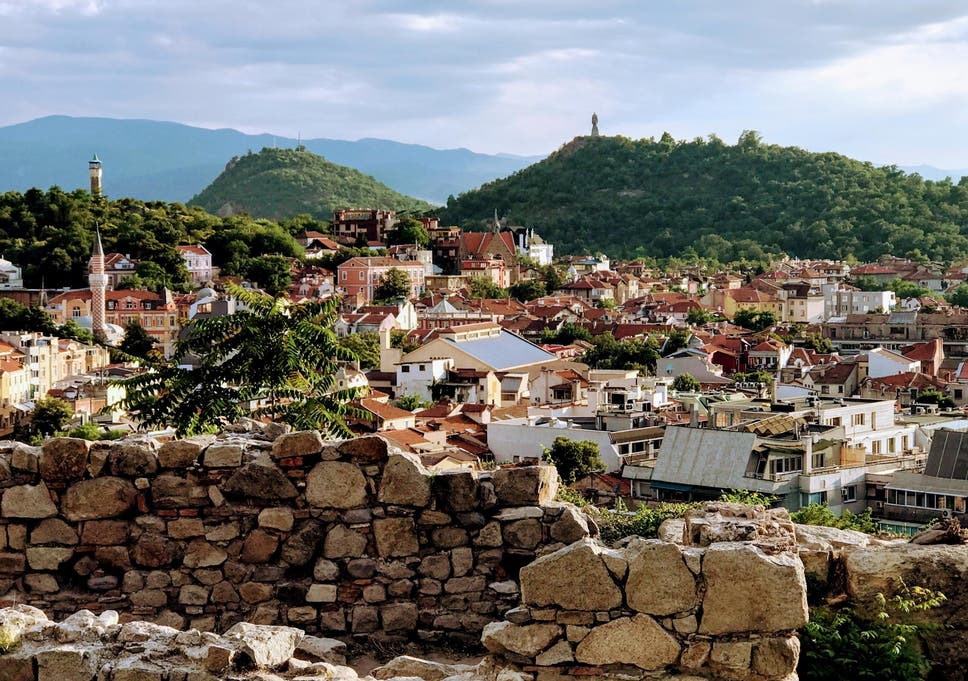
[591,112,599,136]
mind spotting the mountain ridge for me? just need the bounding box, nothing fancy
[0,115,542,204]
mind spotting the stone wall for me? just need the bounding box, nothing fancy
[0,431,588,641]
[481,504,809,681]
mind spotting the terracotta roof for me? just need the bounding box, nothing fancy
[358,398,415,421]
[863,372,948,390]
[177,245,210,256]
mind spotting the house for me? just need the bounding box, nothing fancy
[297,231,341,259]
[177,245,219,284]
[351,396,417,432]
[393,323,557,407]
[102,253,139,289]
[0,257,24,289]
[336,257,426,303]
[859,372,950,409]
[557,276,614,305]
[867,347,920,378]
[747,339,793,373]
[881,429,968,526]
[901,339,944,377]
[823,285,895,319]
[332,209,396,246]
[459,231,518,272]
[803,361,859,397]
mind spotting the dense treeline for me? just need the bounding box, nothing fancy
[441,132,968,261]
[0,187,307,290]
[190,147,433,221]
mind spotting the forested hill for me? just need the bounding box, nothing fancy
[439,133,968,262]
[189,147,434,221]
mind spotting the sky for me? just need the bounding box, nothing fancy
[2,0,968,166]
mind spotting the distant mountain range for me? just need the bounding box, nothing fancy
[899,165,968,182]
[0,116,542,204]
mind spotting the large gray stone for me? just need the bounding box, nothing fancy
[432,470,479,512]
[575,615,680,670]
[280,520,326,566]
[158,436,213,468]
[338,435,389,463]
[223,621,305,669]
[62,477,137,521]
[520,539,622,611]
[151,474,210,508]
[39,438,90,481]
[271,430,324,459]
[481,621,562,658]
[378,453,431,506]
[323,525,368,559]
[31,518,79,545]
[550,506,591,543]
[492,466,558,506]
[223,462,298,500]
[108,439,159,477]
[2,482,57,518]
[625,539,698,616]
[306,461,368,508]
[373,517,419,557]
[699,543,808,634]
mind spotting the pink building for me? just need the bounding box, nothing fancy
[337,257,425,303]
[177,245,219,284]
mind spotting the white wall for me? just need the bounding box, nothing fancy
[487,419,622,472]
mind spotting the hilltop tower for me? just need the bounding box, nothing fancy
[89,154,102,196]
[89,230,107,341]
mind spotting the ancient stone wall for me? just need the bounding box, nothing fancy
[0,431,587,641]
[481,504,809,681]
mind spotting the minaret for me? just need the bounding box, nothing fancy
[89,154,102,196]
[591,113,600,136]
[89,230,107,341]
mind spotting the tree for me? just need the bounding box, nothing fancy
[387,218,431,248]
[390,328,420,353]
[733,309,777,331]
[115,285,362,436]
[373,268,412,302]
[804,333,833,354]
[395,394,429,411]
[947,283,968,308]
[508,279,546,302]
[916,390,956,409]
[467,276,509,299]
[118,319,157,360]
[671,373,701,392]
[339,332,380,370]
[544,436,606,484]
[244,254,293,297]
[686,307,713,325]
[662,330,691,356]
[31,397,73,437]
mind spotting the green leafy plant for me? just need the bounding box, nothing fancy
[542,436,606,484]
[792,503,879,534]
[597,499,700,543]
[799,580,946,681]
[719,489,779,506]
[0,622,20,654]
[554,485,590,508]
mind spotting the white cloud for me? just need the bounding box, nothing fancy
[386,13,465,33]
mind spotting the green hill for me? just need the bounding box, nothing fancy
[440,133,968,262]
[190,147,435,220]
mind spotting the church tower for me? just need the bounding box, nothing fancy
[89,230,107,341]
[89,154,102,196]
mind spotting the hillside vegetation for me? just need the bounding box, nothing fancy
[440,133,968,262]
[189,147,434,220]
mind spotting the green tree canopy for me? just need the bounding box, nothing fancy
[733,309,777,331]
[373,268,413,302]
[115,285,362,436]
[544,436,606,484]
[671,373,701,392]
[467,276,509,299]
[339,332,380,370]
[508,279,547,302]
[31,397,73,437]
[118,319,157,360]
[387,218,431,248]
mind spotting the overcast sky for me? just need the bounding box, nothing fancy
[2,0,968,165]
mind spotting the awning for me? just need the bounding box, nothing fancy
[650,480,694,492]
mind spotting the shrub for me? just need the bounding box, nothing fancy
[719,489,779,506]
[0,622,20,654]
[791,503,879,534]
[597,498,699,543]
[799,580,945,681]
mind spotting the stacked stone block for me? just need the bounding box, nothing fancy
[0,431,580,640]
[482,532,808,681]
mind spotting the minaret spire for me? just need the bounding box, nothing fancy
[89,226,107,341]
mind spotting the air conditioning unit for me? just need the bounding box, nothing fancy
[875,501,884,510]
[941,509,952,519]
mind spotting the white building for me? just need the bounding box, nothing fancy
[0,257,24,289]
[177,245,220,284]
[867,347,920,379]
[823,285,895,320]
[516,229,554,266]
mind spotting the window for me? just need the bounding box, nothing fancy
[71,307,81,318]
[418,365,426,371]
[841,485,856,502]
[811,452,824,469]
[955,388,964,401]
[871,441,881,454]
[888,439,896,454]
[902,435,910,450]
[341,271,347,281]
[401,366,410,373]
[852,413,866,427]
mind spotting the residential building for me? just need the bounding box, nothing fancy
[515,228,554,266]
[0,257,25,289]
[177,245,219,284]
[332,209,396,246]
[336,257,426,303]
[823,285,895,319]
